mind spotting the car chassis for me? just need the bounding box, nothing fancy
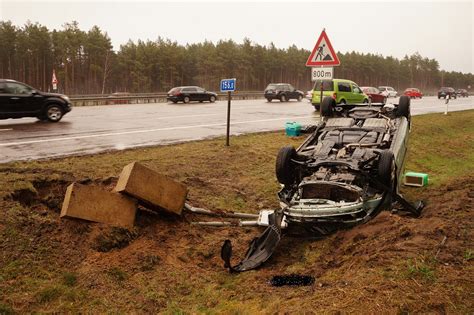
[220,96,424,272]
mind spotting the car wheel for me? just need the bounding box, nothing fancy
[280,94,287,102]
[378,150,396,190]
[396,95,410,120]
[321,96,335,118]
[210,95,216,103]
[45,104,64,122]
[276,146,297,185]
[172,100,178,104]
[183,96,190,103]
[297,95,303,102]
[339,99,346,105]
[267,98,272,102]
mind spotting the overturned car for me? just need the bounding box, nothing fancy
[221,96,423,272]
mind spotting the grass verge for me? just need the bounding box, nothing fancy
[0,110,473,313]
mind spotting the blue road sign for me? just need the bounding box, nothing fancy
[220,78,236,92]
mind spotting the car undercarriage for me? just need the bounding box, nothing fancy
[220,96,424,272]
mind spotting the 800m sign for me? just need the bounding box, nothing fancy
[311,67,333,81]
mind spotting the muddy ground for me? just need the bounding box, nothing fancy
[1,111,473,313]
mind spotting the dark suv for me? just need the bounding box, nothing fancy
[264,83,304,102]
[0,79,72,122]
[437,87,457,99]
[167,86,217,103]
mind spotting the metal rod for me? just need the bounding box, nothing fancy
[320,79,323,117]
[191,221,235,227]
[184,203,259,218]
[226,91,231,146]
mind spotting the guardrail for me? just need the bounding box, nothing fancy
[70,91,264,107]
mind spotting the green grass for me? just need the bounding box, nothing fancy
[406,258,436,282]
[464,249,473,261]
[406,110,474,185]
[0,110,473,313]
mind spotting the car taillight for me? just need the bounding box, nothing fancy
[332,93,337,99]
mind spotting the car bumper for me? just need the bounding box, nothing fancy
[64,102,72,113]
[284,196,383,224]
[264,93,278,99]
[167,96,180,102]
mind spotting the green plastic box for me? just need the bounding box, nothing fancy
[404,172,429,187]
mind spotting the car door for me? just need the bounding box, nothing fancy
[0,82,9,115]
[350,84,364,103]
[195,87,207,101]
[337,82,351,103]
[189,87,200,101]
[3,82,43,115]
[288,84,297,99]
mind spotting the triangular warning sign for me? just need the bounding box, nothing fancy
[306,30,340,67]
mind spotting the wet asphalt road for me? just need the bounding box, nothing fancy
[0,96,472,163]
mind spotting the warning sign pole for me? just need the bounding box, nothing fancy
[306,29,340,117]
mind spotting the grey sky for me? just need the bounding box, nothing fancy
[1,0,472,73]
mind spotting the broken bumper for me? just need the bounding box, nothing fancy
[284,197,383,224]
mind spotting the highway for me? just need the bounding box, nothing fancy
[0,96,472,163]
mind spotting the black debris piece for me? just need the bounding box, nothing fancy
[270,274,315,287]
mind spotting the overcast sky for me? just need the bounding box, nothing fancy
[1,0,472,73]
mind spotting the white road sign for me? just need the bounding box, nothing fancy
[311,67,333,81]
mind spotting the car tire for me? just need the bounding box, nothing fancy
[297,95,303,102]
[280,94,287,102]
[210,95,216,103]
[339,99,346,105]
[378,150,396,189]
[172,100,178,104]
[183,96,190,103]
[321,96,335,118]
[45,104,64,122]
[397,95,410,119]
[276,146,297,185]
[267,98,272,102]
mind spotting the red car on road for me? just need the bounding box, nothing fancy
[361,87,387,104]
[404,88,423,99]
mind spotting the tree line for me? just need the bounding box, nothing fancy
[1,20,472,95]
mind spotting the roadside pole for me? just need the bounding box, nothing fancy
[220,78,236,146]
[444,94,450,115]
[226,91,231,146]
[320,79,323,115]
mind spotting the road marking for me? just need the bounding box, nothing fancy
[0,115,316,147]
